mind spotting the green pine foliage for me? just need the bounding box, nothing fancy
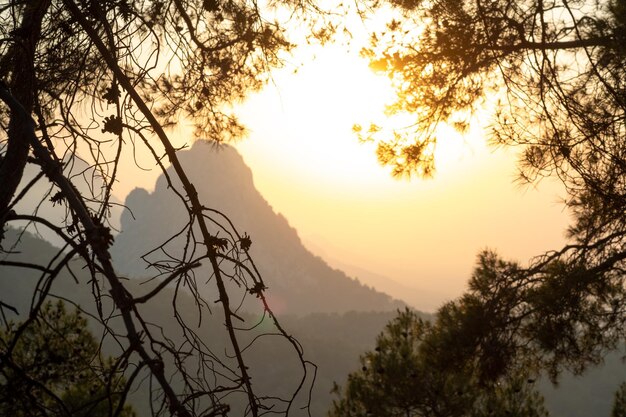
[329,308,548,417]
[0,301,136,417]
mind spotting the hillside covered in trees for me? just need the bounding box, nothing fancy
[2,227,625,416]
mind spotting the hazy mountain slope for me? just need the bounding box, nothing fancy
[303,238,447,312]
[539,352,626,417]
[111,141,403,315]
[2,229,624,417]
[0,228,405,416]
[11,160,124,248]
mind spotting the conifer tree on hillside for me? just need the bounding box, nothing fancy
[358,0,626,383]
[0,301,136,417]
[329,308,549,417]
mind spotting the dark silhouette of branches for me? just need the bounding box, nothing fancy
[0,0,327,415]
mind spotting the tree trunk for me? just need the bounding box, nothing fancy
[0,0,51,227]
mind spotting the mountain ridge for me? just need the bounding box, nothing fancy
[1,227,623,417]
[111,141,404,315]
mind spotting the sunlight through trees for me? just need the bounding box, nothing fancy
[357,0,626,395]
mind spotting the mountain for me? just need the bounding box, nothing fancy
[10,158,124,247]
[111,141,404,315]
[302,237,447,312]
[0,227,406,416]
[2,230,624,417]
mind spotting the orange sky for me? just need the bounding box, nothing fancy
[110,43,570,311]
[231,45,570,308]
[107,37,572,311]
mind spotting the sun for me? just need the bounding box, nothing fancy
[229,38,569,305]
[236,42,487,193]
[235,44,398,188]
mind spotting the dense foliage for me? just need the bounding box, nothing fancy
[330,309,548,417]
[0,301,135,417]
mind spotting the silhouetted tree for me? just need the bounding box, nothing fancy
[357,0,626,380]
[0,300,136,417]
[329,309,548,417]
[420,250,620,382]
[394,248,625,398]
[429,248,625,386]
[0,1,326,415]
[360,0,625,181]
[613,382,626,417]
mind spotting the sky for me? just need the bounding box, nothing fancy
[104,23,573,310]
[109,41,572,311]
[231,44,572,307]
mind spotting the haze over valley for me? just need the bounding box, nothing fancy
[3,142,624,417]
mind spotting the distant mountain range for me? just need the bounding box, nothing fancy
[111,141,404,315]
[0,227,405,416]
[2,142,624,417]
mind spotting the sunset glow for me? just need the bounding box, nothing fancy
[102,36,572,310]
[103,23,571,310]
[4,2,624,415]
[229,44,570,308]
